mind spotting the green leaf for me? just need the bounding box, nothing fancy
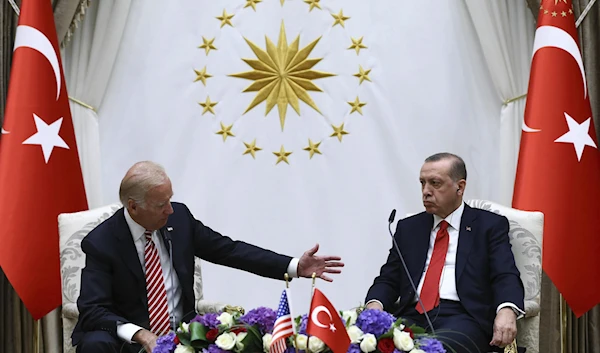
[408,324,426,334]
[240,326,263,353]
[190,322,210,346]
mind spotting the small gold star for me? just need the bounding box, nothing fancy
[303,139,322,159]
[330,123,349,142]
[244,0,262,11]
[304,0,321,11]
[551,11,557,16]
[243,139,262,158]
[331,10,350,28]
[353,65,372,84]
[193,66,212,86]
[568,8,573,14]
[544,9,549,14]
[348,37,367,55]
[540,5,543,9]
[347,97,366,115]
[554,0,567,4]
[198,37,217,55]
[216,9,234,28]
[216,122,235,141]
[280,0,285,5]
[561,11,567,16]
[199,96,218,115]
[273,145,292,165]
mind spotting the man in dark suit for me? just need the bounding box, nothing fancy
[73,161,344,353]
[365,153,524,353]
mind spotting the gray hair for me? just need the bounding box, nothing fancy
[424,152,467,181]
[119,161,169,207]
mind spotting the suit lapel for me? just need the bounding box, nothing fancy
[456,204,477,282]
[160,225,190,291]
[412,213,434,288]
[114,209,145,290]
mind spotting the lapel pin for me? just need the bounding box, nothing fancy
[466,226,471,232]
[167,227,173,232]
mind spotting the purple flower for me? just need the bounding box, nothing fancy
[208,344,228,353]
[355,309,395,336]
[416,338,446,353]
[191,313,220,329]
[240,307,277,333]
[347,343,361,353]
[297,314,308,334]
[153,332,177,353]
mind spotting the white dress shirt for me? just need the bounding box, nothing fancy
[117,209,300,343]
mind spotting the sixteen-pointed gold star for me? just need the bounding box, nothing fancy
[273,145,292,164]
[304,0,321,11]
[199,96,218,115]
[244,0,262,11]
[348,37,367,55]
[193,66,212,86]
[216,122,235,141]
[243,139,262,158]
[216,9,234,28]
[198,37,217,55]
[229,21,335,131]
[353,65,371,84]
[330,123,349,142]
[303,139,322,158]
[331,9,350,27]
[347,97,366,115]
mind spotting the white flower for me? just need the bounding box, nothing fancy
[235,332,247,352]
[294,334,308,350]
[174,345,195,353]
[359,333,377,353]
[262,333,273,353]
[177,322,190,333]
[308,336,326,353]
[409,349,426,353]
[342,310,358,326]
[393,328,414,351]
[215,332,237,351]
[347,325,365,344]
[217,312,234,328]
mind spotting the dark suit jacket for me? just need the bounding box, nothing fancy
[365,204,524,336]
[72,202,292,345]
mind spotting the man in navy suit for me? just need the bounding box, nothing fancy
[73,161,344,353]
[365,153,524,353]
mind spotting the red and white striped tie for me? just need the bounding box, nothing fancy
[144,230,171,335]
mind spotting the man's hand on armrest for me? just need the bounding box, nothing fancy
[490,307,517,348]
[132,329,158,353]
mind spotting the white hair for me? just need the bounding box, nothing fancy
[119,161,169,207]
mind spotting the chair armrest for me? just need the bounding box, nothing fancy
[524,299,540,317]
[196,299,228,314]
[62,303,79,319]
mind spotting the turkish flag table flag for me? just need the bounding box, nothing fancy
[0,0,88,319]
[306,288,350,353]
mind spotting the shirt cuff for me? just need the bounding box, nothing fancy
[117,323,143,343]
[365,299,384,310]
[287,258,299,278]
[496,302,525,320]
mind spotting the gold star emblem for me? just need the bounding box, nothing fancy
[198,37,217,55]
[331,10,350,28]
[544,9,549,14]
[561,11,567,16]
[551,11,557,16]
[303,139,322,158]
[244,0,262,11]
[216,122,235,141]
[330,123,349,142]
[230,21,335,131]
[347,97,366,115]
[554,0,567,4]
[199,96,218,115]
[243,139,262,158]
[216,9,234,28]
[193,66,212,86]
[353,65,371,84]
[304,0,321,11]
[568,8,573,14]
[348,37,367,55]
[273,145,292,165]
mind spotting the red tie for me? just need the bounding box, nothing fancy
[144,230,171,335]
[416,220,450,314]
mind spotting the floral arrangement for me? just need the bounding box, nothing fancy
[153,307,446,353]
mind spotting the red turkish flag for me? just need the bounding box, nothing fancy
[306,289,350,353]
[513,0,600,317]
[0,0,88,319]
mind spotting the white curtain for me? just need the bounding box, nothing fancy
[63,0,133,209]
[463,0,535,206]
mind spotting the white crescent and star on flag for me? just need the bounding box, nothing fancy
[310,305,337,332]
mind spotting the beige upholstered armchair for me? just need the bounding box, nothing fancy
[465,200,543,353]
[58,203,226,353]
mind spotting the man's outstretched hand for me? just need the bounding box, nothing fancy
[297,243,344,282]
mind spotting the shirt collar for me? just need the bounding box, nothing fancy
[433,202,465,231]
[124,207,148,242]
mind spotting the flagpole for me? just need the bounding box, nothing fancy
[560,295,568,353]
[305,273,316,353]
[33,319,40,353]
